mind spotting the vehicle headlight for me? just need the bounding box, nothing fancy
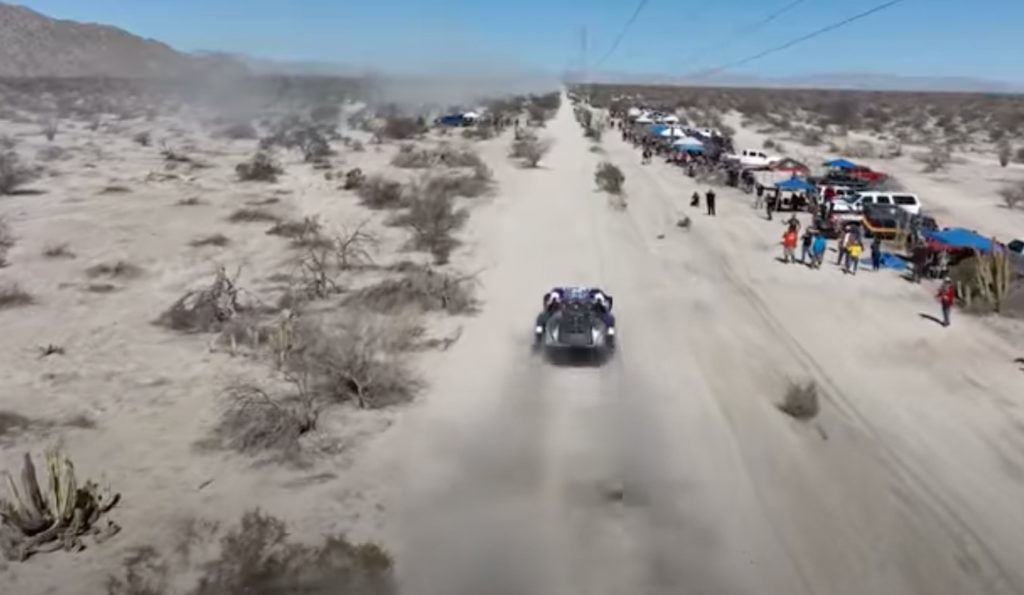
[535,325,543,334]
[607,327,615,336]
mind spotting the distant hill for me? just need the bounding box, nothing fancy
[0,2,246,78]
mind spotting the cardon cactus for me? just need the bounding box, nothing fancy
[973,246,1012,312]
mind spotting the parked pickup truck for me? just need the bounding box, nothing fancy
[724,149,779,169]
[830,191,922,217]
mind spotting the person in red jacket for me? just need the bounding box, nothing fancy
[937,277,956,327]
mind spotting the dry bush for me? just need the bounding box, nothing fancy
[356,175,404,209]
[36,145,67,162]
[0,449,120,562]
[42,120,59,142]
[236,152,283,182]
[345,265,478,315]
[132,131,151,147]
[595,162,625,194]
[296,247,343,300]
[198,384,317,462]
[218,121,259,140]
[798,126,824,146]
[156,267,252,333]
[86,261,145,280]
[0,216,12,266]
[382,115,424,140]
[420,167,491,200]
[392,143,486,170]
[510,136,551,167]
[916,143,952,172]
[391,179,469,264]
[106,510,396,595]
[998,142,1012,167]
[266,216,323,248]
[763,139,777,149]
[42,243,75,258]
[334,220,378,270]
[0,411,32,440]
[286,315,421,409]
[0,284,35,309]
[176,197,204,206]
[999,181,1024,210]
[229,208,280,223]
[190,234,231,248]
[99,185,132,195]
[343,168,365,190]
[779,380,820,420]
[0,152,38,195]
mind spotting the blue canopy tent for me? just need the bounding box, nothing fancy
[824,158,858,170]
[775,176,816,192]
[922,228,996,253]
[648,124,669,136]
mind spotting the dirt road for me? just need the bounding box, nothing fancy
[387,95,1024,595]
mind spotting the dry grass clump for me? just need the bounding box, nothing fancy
[345,265,478,315]
[356,175,405,209]
[778,380,820,420]
[390,179,470,264]
[334,220,379,270]
[176,197,204,207]
[236,152,283,182]
[99,185,132,195]
[105,510,395,595]
[509,134,551,167]
[595,162,625,194]
[0,283,35,308]
[228,208,280,223]
[190,234,231,248]
[0,449,120,561]
[156,267,253,333]
[42,243,75,259]
[85,261,145,280]
[0,151,38,195]
[132,131,151,147]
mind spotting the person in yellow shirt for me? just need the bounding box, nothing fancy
[845,239,863,275]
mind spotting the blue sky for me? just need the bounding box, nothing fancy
[12,0,1024,82]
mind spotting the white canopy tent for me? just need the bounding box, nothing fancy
[635,115,653,124]
[627,107,642,117]
[661,114,680,124]
[658,127,689,138]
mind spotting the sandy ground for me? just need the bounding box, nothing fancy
[4,93,1024,594]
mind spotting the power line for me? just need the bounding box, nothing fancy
[687,0,908,79]
[596,0,651,67]
[679,0,808,70]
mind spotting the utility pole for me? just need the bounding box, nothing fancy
[580,26,588,101]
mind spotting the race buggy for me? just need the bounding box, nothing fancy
[533,287,616,363]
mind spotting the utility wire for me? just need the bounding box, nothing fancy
[679,0,808,70]
[596,0,652,67]
[687,0,908,79]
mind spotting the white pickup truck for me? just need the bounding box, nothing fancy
[724,149,780,169]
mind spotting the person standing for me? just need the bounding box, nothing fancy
[837,228,851,267]
[782,228,798,263]
[937,277,956,327]
[846,239,863,275]
[800,228,814,264]
[690,191,700,208]
[871,236,882,271]
[706,189,717,216]
[811,232,827,269]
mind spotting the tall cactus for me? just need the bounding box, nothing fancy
[972,246,1012,312]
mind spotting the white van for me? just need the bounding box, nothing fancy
[833,191,922,216]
